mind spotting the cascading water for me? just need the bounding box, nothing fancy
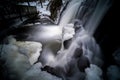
[37,1,110,79]
[59,0,112,35]
[84,0,112,35]
[0,0,112,80]
[43,0,112,79]
[58,0,83,53]
[56,0,112,67]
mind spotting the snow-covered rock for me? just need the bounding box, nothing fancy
[1,44,31,80]
[5,36,42,65]
[1,36,62,80]
[85,64,102,80]
[63,23,75,41]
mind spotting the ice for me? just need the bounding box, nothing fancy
[85,64,102,80]
[0,36,62,80]
[18,1,51,19]
[22,63,62,80]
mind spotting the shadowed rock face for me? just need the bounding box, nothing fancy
[77,56,90,72]
[73,46,90,72]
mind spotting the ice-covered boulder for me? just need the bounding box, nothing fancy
[1,44,31,80]
[85,64,102,80]
[1,36,62,80]
[22,62,62,80]
[4,36,42,65]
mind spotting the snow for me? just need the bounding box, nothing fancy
[36,1,51,17]
[85,64,102,80]
[2,35,42,65]
[22,62,62,80]
[0,36,62,80]
[18,1,50,19]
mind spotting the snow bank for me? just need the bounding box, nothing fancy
[0,36,62,80]
[5,36,42,65]
[22,62,62,80]
[1,44,31,80]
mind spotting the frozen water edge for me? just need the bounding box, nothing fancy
[0,36,62,80]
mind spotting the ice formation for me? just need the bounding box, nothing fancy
[0,36,62,80]
[85,64,103,80]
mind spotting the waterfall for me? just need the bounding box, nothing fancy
[84,0,112,35]
[0,0,113,80]
[58,0,83,52]
[55,0,112,67]
[59,0,83,27]
[49,0,109,70]
[59,0,112,35]
[50,24,103,67]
